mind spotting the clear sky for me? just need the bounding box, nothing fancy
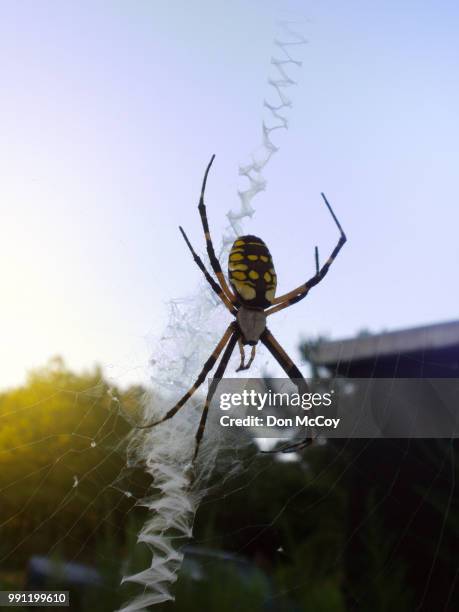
[1,0,458,390]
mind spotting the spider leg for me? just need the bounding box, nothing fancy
[137,323,236,429]
[245,346,256,370]
[266,286,313,316]
[197,155,237,303]
[193,329,239,461]
[260,328,314,453]
[236,339,256,372]
[237,338,246,370]
[261,329,309,388]
[179,226,237,315]
[268,193,346,315]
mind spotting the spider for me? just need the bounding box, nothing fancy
[139,155,346,460]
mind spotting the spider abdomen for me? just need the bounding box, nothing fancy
[228,235,277,308]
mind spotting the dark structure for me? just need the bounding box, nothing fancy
[311,319,459,378]
[302,320,459,611]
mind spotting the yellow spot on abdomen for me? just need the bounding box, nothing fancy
[232,280,256,300]
[232,271,247,281]
[265,288,275,303]
[230,253,244,261]
[248,270,259,280]
[260,255,269,262]
[247,254,258,261]
[264,272,272,282]
[234,240,245,246]
[229,263,248,271]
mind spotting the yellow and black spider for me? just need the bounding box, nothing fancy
[139,155,346,460]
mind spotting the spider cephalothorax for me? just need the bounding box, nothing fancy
[139,155,347,461]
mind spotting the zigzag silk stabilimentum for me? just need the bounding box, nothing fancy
[119,20,307,611]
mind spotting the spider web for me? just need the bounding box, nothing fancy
[2,9,455,611]
[115,19,309,611]
[0,16,310,612]
[176,349,459,610]
[1,348,456,610]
